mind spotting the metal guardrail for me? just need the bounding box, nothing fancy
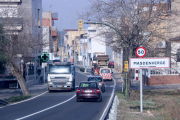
[106,95,120,120]
[0,99,9,106]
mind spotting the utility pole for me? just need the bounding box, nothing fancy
[84,22,129,101]
[60,18,65,62]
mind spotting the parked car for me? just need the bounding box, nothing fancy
[76,81,102,102]
[87,76,105,93]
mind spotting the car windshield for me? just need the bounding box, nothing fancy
[49,65,71,74]
[88,77,102,82]
[101,69,110,73]
[80,82,97,88]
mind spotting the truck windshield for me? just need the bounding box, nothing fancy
[101,69,110,73]
[49,65,71,74]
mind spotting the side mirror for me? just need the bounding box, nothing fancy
[112,72,113,74]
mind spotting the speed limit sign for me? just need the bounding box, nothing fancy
[135,47,146,57]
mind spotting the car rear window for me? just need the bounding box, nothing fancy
[80,82,97,88]
[101,69,110,73]
[88,77,102,82]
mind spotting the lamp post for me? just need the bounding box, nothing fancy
[84,22,129,101]
[60,18,65,62]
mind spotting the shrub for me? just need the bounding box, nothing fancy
[80,67,85,72]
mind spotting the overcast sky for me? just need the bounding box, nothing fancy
[42,0,90,31]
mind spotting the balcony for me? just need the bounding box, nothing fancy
[52,26,58,37]
[0,17,23,30]
[0,0,21,2]
[52,13,58,20]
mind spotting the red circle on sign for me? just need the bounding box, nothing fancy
[135,47,146,57]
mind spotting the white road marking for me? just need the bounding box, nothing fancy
[100,76,116,120]
[15,94,76,120]
[0,91,48,109]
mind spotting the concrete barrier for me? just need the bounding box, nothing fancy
[106,95,119,120]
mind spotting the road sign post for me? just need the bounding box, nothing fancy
[139,69,143,113]
[130,57,170,113]
[41,52,49,84]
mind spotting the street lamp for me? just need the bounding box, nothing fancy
[60,18,65,62]
[84,22,129,101]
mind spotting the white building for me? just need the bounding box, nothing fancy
[86,25,114,66]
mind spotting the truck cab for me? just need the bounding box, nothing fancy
[47,62,75,92]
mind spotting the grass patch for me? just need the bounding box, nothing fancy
[116,89,180,120]
[4,95,31,104]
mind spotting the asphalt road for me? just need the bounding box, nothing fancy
[0,67,122,120]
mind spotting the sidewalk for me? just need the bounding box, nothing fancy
[0,83,48,100]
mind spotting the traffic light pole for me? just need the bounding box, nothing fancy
[84,22,129,101]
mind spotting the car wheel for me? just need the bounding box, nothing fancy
[48,90,52,93]
[76,98,80,102]
[97,96,102,102]
[73,80,75,91]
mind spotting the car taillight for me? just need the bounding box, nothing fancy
[96,89,100,93]
[82,90,84,93]
[77,89,80,93]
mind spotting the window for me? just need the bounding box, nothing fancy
[49,65,71,74]
[177,49,180,62]
[38,9,40,21]
[38,9,40,27]
[80,82,97,88]
[101,69,110,73]
[153,6,156,11]
[88,77,102,82]
[143,7,149,11]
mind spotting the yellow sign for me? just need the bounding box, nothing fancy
[64,54,68,57]
[121,74,123,77]
[124,61,128,72]
[79,20,83,31]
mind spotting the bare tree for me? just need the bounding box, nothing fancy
[78,0,180,96]
[0,6,49,96]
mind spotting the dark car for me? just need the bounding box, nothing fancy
[87,76,105,93]
[76,81,102,102]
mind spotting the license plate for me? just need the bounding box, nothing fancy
[85,90,92,93]
[57,85,62,87]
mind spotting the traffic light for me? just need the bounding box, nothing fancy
[79,20,83,31]
[124,61,128,72]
